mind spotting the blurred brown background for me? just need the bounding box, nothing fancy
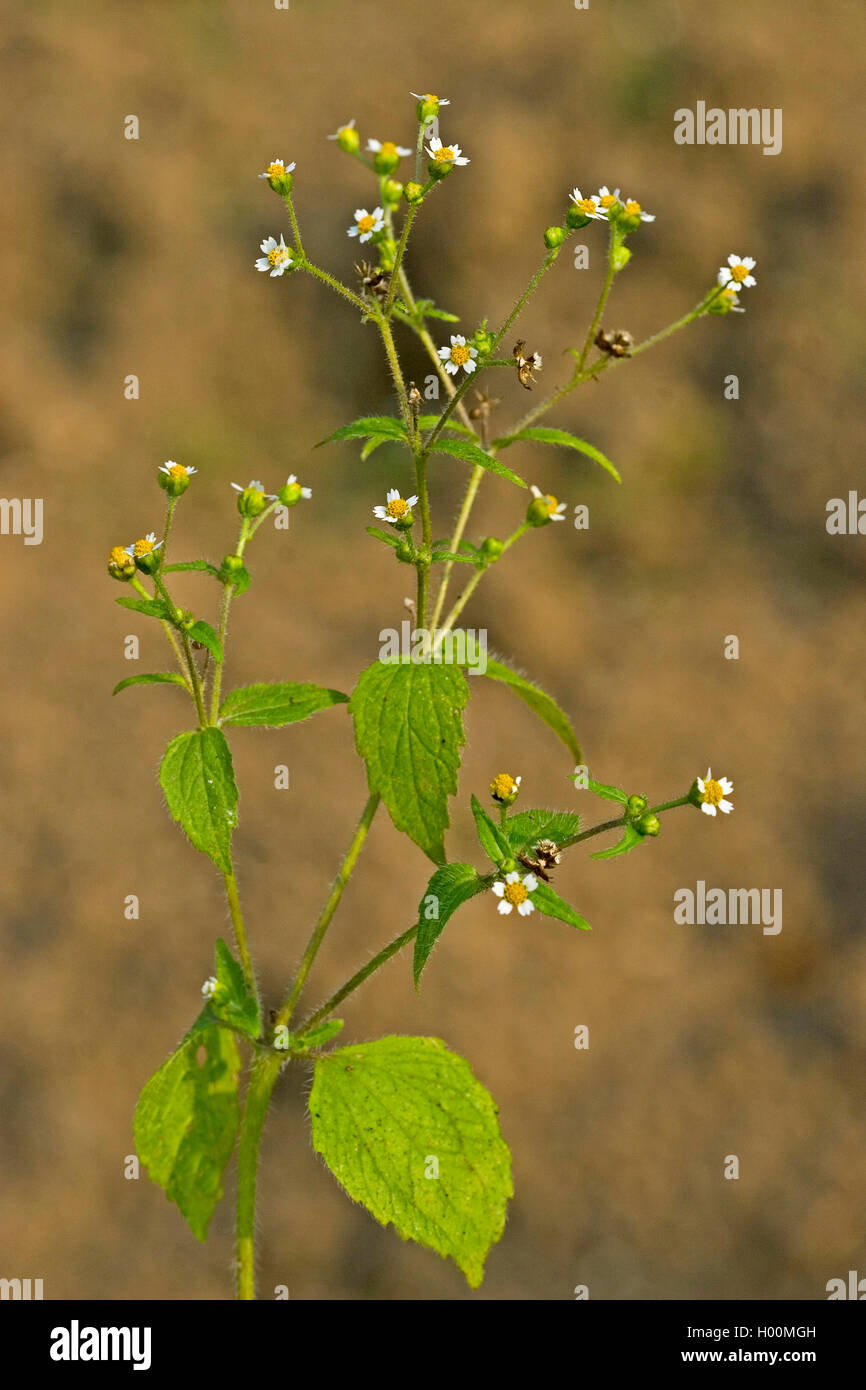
[1,0,864,1300]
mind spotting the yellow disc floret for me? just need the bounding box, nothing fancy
[450,343,470,367]
[701,777,725,807]
[386,496,409,519]
[503,880,529,907]
[132,536,157,557]
[490,772,519,802]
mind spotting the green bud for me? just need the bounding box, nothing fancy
[527,494,555,528]
[270,171,294,197]
[157,463,193,497]
[612,245,632,272]
[372,145,401,176]
[427,156,453,182]
[382,178,403,209]
[236,485,268,518]
[107,546,137,582]
[708,288,740,315]
[472,328,495,358]
[175,609,195,632]
[415,94,440,123]
[544,225,566,249]
[626,793,648,819]
[565,205,591,230]
[134,548,161,575]
[637,813,660,837]
[403,181,425,206]
[277,480,304,506]
[222,553,244,572]
[499,857,518,874]
[395,538,414,563]
[480,536,505,561]
[336,124,360,155]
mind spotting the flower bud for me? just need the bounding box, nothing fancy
[565,205,591,230]
[403,181,425,206]
[544,225,566,249]
[372,144,401,176]
[415,94,440,123]
[222,553,244,572]
[395,538,414,563]
[472,327,495,359]
[637,813,660,837]
[175,609,195,631]
[382,178,403,209]
[158,460,196,497]
[480,536,505,562]
[527,495,554,527]
[236,484,268,518]
[427,156,453,181]
[336,124,360,155]
[499,857,518,874]
[612,245,632,272]
[627,793,648,819]
[107,545,136,582]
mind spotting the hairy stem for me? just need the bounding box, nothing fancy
[236,1051,282,1301]
[222,863,257,1001]
[297,924,419,1037]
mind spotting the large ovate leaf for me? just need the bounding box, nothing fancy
[133,1019,241,1242]
[413,862,488,986]
[219,681,348,728]
[482,659,582,764]
[112,672,188,696]
[159,728,238,873]
[429,437,527,489]
[493,426,621,483]
[309,1035,513,1287]
[530,881,592,931]
[505,809,581,854]
[350,659,468,864]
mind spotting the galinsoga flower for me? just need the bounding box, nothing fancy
[327,118,356,141]
[410,91,450,106]
[282,473,311,501]
[697,768,734,817]
[438,334,478,376]
[492,871,538,917]
[570,187,605,220]
[717,254,757,290]
[255,235,293,276]
[348,207,385,243]
[530,485,567,521]
[594,185,621,214]
[159,461,197,481]
[620,197,655,222]
[373,488,418,525]
[202,976,218,998]
[367,138,412,158]
[125,533,162,559]
[490,772,521,803]
[426,136,469,167]
[258,159,296,181]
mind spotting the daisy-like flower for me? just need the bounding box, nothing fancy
[159,461,197,480]
[327,118,356,140]
[697,768,734,817]
[438,333,478,376]
[255,234,293,276]
[410,92,450,106]
[367,138,412,158]
[373,488,418,525]
[125,532,163,560]
[492,871,538,917]
[570,187,606,220]
[530,484,567,520]
[426,135,469,167]
[258,158,296,181]
[594,185,621,215]
[717,254,757,289]
[347,207,385,243]
[620,197,655,223]
[490,772,521,803]
[201,977,218,999]
[282,473,311,500]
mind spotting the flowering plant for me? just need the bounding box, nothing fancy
[109,91,749,1298]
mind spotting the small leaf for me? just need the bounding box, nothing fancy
[579,776,629,805]
[470,795,512,866]
[482,658,582,764]
[219,681,349,728]
[530,881,592,931]
[416,415,476,438]
[505,809,581,853]
[590,823,645,860]
[112,672,188,696]
[366,525,400,548]
[414,298,461,323]
[133,1018,241,1241]
[299,1020,345,1049]
[162,560,223,578]
[115,596,170,619]
[309,1035,513,1287]
[492,426,621,483]
[430,549,480,565]
[159,728,238,873]
[219,564,252,596]
[429,437,527,489]
[414,862,488,986]
[187,620,223,663]
[316,416,407,446]
[207,938,260,1040]
[360,436,390,461]
[350,658,468,864]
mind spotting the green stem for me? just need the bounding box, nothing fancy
[151,570,208,726]
[435,522,529,639]
[210,517,251,724]
[297,924,419,1037]
[236,1051,282,1301]
[130,575,190,690]
[577,229,619,372]
[283,192,305,259]
[384,203,418,315]
[222,863,257,1002]
[377,313,412,432]
[300,261,368,313]
[491,246,561,350]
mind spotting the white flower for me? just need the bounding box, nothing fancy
[258,159,296,181]
[530,484,566,520]
[327,118,356,141]
[697,768,734,817]
[426,136,469,166]
[124,532,163,559]
[255,234,293,276]
[620,196,655,222]
[348,207,385,242]
[231,480,277,498]
[570,187,606,220]
[285,473,312,499]
[717,254,757,289]
[159,461,197,478]
[438,333,478,375]
[492,871,538,917]
[411,92,450,106]
[367,138,412,157]
[373,488,418,525]
[201,977,218,999]
[594,185,621,215]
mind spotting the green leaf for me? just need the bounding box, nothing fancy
[309,1035,512,1287]
[470,795,512,865]
[492,426,621,483]
[482,658,582,764]
[316,415,407,446]
[112,672,188,696]
[350,659,468,864]
[298,1020,345,1050]
[219,563,252,596]
[133,1019,241,1241]
[162,560,223,578]
[187,620,223,663]
[360,436,390,461]
[429,437,527,489]
[430,549,479,565]
[590,823,645,860]
[416,415,476,438]
[206,938,260,1040]
[579,775,629,805]
[530,881,592,931]
[219,681,349,728]
[159,728,238,873]
[413,298,461,323]
[505,809,581,854]
[414,862,488,986]
[115,595,170,619]
[366,525,400,548]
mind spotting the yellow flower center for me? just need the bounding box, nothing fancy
[624,201,641,215]
[543,494,558,513]
[424,94,438,102]
[599,193,617,208]
[267,161,285,178]
[730,263,749,283]
[503,881,529,907]
[358,214,375,234]
[168,463,188,478]
[435,146,455,162]
[133,537,156,557]
[450,344,470,366]
[702,778,724,806]
[380,142,398,158]
[109,546,131,568]
[268,245,289,267]
[490,772,518,800]
[386,497,409,519]
[575,197,596,215]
